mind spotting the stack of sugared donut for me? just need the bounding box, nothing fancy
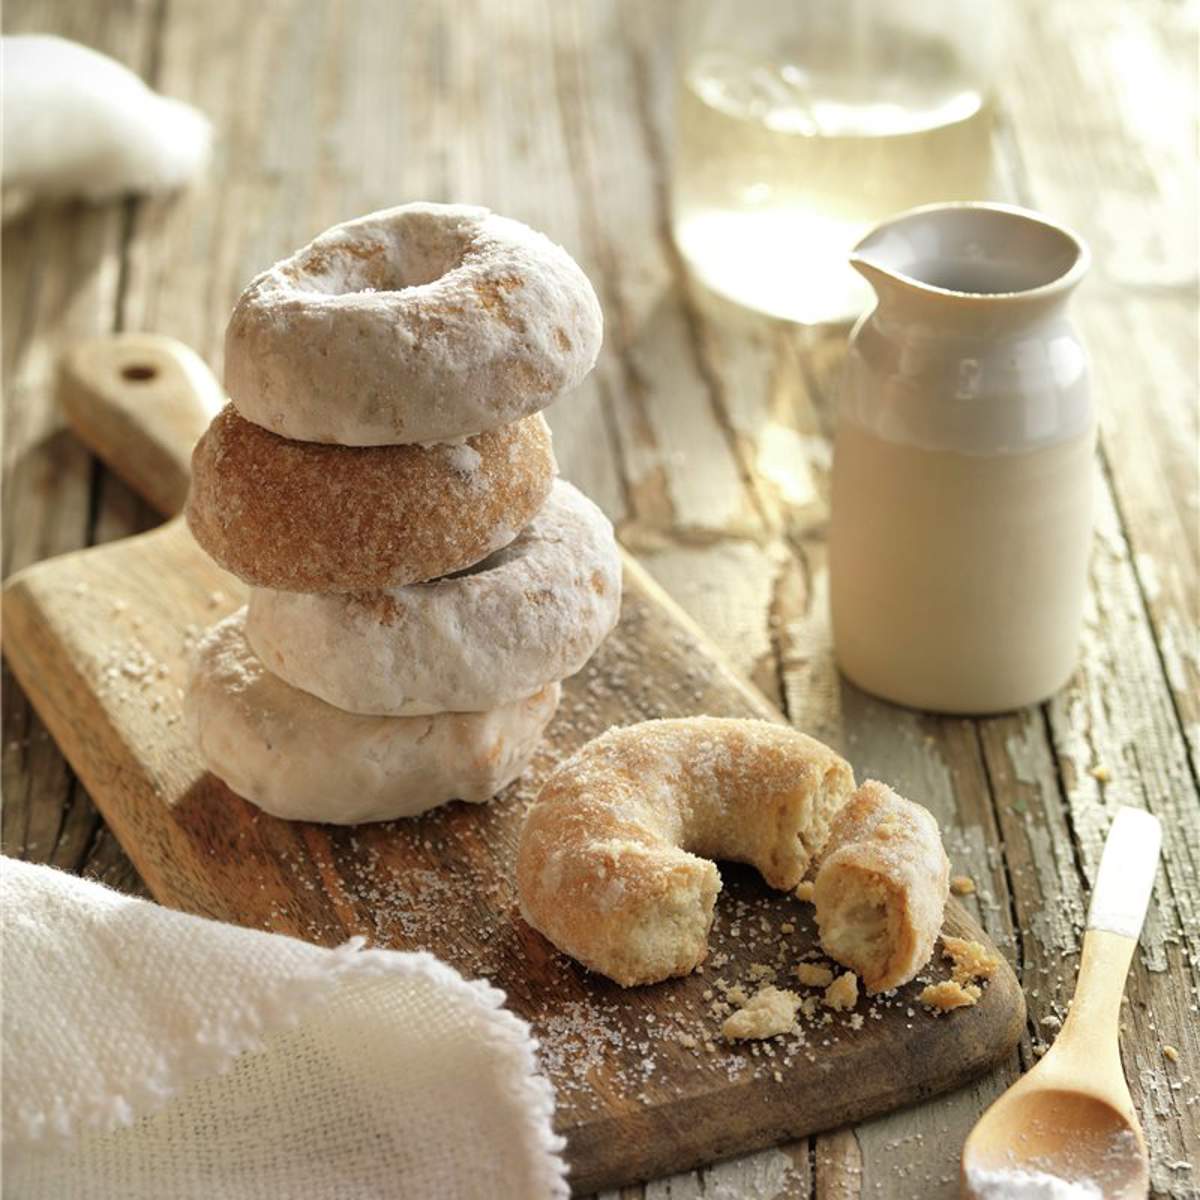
[183,203,619,824]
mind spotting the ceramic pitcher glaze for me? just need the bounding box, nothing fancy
[829,202,1094,714]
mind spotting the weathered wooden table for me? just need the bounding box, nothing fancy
[3,2,1197,1196]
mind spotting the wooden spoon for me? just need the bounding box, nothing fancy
[961,806,1161,1198]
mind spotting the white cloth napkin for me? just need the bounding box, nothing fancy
[1,35,212,219]
[2,857,568,1199]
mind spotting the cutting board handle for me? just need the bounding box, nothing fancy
[58,334,224,518]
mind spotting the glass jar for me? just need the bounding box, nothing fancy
[671,0,1001,324]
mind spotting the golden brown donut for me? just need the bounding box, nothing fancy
[516,718,856,987]
[813,780,950,993]
[186,405,556,592]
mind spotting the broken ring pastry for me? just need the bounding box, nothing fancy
[185,610,560,823]
[224,202,604,445]
[244,480,621,715]
[516,718,855,987]
[186,405,556,593]
[813,780,950,993]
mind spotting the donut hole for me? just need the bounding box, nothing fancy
[294,216,473,297]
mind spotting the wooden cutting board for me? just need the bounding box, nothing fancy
[2,335,1025,1195]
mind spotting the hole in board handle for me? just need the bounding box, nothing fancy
[121,363,158,382]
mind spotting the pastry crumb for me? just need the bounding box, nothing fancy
[1163,1044,1179,1062]
[1090,764,1112,783]
[919,980,980,1012]
[942,935,1001,985]
[950,874,976,896]
[721,986,802,1041]
[793,962,835,988]
[823,971,859,1012]
[794,880,815,902]
[916,937,999,1016]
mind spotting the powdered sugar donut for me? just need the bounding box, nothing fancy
[185,609,560,823]
[186,405,556,593]
[225,203,603,445]
[244,480,621,715]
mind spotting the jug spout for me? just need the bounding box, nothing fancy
[850,202,1089,325]
[848,253,910,300]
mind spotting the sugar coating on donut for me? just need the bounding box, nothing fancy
[186,405,556,593]
[243,479,621,715]
[516,718,856,987]
[225,202,604,445]
[813,780,950,993]
[185,608,560,823]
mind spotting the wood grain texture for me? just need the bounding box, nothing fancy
[2,0,1197,1196]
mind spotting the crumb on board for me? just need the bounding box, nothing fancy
[721,986,802,1041]
[942,935,1001,985]
[915,936,1001,1015]
[919,980,981,1013]
[1090,764,1112,783]
[793,962,835,988]
[794,880,815,902]
[950,874,976,896]
[823,971,859,1012]
[1163,1044,1179,1062]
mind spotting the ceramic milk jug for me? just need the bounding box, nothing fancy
[829,202,1094,713]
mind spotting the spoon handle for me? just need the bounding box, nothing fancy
[1057,808,1162,1071]
[1087,806,1162,938]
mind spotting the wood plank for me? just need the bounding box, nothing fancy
[994,6,1200,1194]
[1,0,159,883]
[1001,0,1199,778]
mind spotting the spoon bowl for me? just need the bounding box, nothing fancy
[963,1074,1148,1198]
